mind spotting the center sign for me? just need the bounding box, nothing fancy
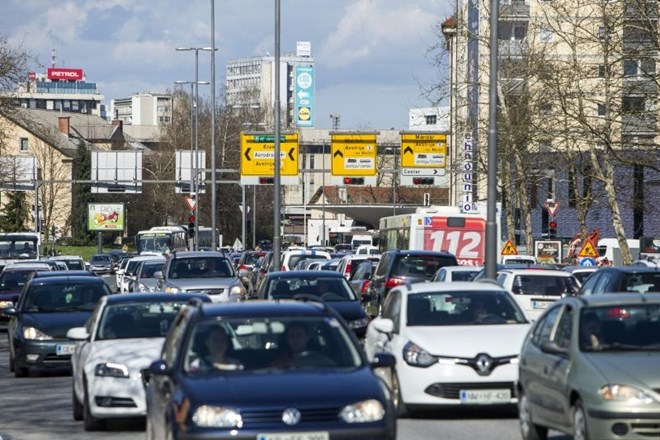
[240,133,299,185]
[330,132,377,185]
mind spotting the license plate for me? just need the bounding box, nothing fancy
[531,300,550,310]
[257,432,329,440]
[459,389,511,404]
[56,344,75,355]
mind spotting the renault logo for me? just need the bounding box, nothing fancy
[282,408,301,425]
[475,354,493,375]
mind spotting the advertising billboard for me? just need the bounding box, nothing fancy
[294,65,315,127]
[47,68,84,81]
[87,203,125,231]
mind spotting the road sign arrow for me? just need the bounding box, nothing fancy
[433,169,438,175]
[297,90,308,99]
[244,147,251,162]
[288,148,295,161]
[404,146,413,155]
[333,150,343,158]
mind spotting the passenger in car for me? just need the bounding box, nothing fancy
[190,326,242,371]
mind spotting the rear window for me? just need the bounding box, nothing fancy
[287,255,327,270]
[509,275,579,296]
[621,273,660,293]
[393,255,458,279]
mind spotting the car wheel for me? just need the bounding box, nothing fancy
[14,360,28,378]
[72,384,83,421]
[572,399,589,440]
[83,379,105,431]
[519,389,548,440]
[391,370,411,418]
[9,351,14,372]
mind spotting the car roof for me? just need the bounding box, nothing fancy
[49,255,84,260]
[267,270,344,279]
[499,268,573,276]
[575,293,660,307]
[393,280,509,296]
[169,251,225,258]
[197,299,331,318]
[596,266,659,273]
[562,266,599,273]
[2,263,51,271]
[32,270,96,278]
[386,249,456,257]
[28,275,108,285]
[440,265,483,271]
[104,292,211,304]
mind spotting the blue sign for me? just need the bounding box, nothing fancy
[580,257,596,267]
[294,65,314,127]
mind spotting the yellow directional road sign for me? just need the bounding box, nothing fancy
[240,133,299,176]
[330,133,377,176]
[400,132,447,169]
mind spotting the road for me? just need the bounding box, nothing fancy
[0,274,572,440]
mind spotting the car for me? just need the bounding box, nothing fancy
[561,265,599,284]
[365,250,459,316]
[5,275,113,377]
[348,260,378,297]
[364,281,530,417]
[632,255,660,267]
[431,265,483,282]
[145,298,397,440]
[333,243,354,254]
[502,255,537,265]
[335,254,382,281]
[49,255,86,271]
[67,292,211,431]
[11,259,61,271]
[320,258,342,271]
[88,254,115,275]
[280,249,331,272]
[518,294,660,440]
[120,255,165,293]
[131,259,166,293]
[30,270,97,279]
[0,263,53,324]
[247,256,266,296]
[496,268,580,320]
[355,245,380,255]
[113,257,132,292]
[235,250,267,288]
[256,270,370,338]
[155,251,246,302]
[578,266,660,295]
[293,258,329,270]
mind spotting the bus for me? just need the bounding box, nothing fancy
[0,232,41,270]
[378,206,490,266]
[195,226,221,250]
[135,226,188,255]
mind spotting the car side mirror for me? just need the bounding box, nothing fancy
[540,340,569,356]
[3,307,17,316]
[373,318,394,340]
[148,360,170,376]
[371,352,396,369]
[67,327,89,341]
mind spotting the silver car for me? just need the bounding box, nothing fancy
[155,251,246,302]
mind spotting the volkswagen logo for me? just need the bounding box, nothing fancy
[282,408,301,426]
[475,354,493,375]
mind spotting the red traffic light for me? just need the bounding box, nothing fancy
[343,177,364,185]
[549,220,557,229]
[259,177,274,184]
[188,214,195,223]
[413,177,434,185]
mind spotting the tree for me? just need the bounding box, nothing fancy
[0,191,28,231]
[70,140,94,244]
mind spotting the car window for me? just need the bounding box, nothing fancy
[510,275,576,296]
[375,254,391,277]
[622,273,660,293]
[0,271,32,290]
[21,282,109,312]
[97,301,189,340]
[268,277,357,301]
[579,272,600,295]
[162,311,190,367]
[141,263,164,279]
[553,306,573,350]
[579,305,660,351]
[388,291,402,332]
[593,271,614,294]
[393,255,457,279]
[532,306,562,346]
[169,257,234,279]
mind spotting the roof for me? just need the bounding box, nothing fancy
[104,292,211,304]
[578,293,660,307]
[170,251,225,258]
[385,249,456,257]
[397,281,509,295]
[29,275,108,285]
[267,270,344,279]
[198,299,330,318]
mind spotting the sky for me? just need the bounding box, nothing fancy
[3,0,452,131]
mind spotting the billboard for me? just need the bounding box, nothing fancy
[47,68,84,81]
[87,203,125,232]
[294,65,315,127]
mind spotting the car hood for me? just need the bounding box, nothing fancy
[183,368,385,406]
[20,312,92,338]
[90,338,164,370]
[586,352,660,389]
[404,324,530,357]
[166,278,240,290]
[326,301,366,322]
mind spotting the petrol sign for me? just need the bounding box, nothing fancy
[240,133,299,177]
[330,133,377,176]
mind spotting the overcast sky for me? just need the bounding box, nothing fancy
[4,0,452,130]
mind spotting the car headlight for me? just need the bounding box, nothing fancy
[95,362,130,378]
[229,284,246,296]
[349,317,369,329]
[599,385,658,404]
[23,327,53,340]
[339,399,385,423]
[192,405,242,428]
[403,341,437,367]
[165,286,181,294]
[0,300,14,309]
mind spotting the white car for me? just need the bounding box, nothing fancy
[279,249,331,271]
[496,268,580,320]
[67,293,209,431]
[364,281,531,416]
[431,265,483,282]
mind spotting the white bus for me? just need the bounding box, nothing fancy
[0,232,41,270]
[135,226,188,255]
[378,206,490,266]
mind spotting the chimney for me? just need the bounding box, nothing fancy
[58,116,70,136]
[112,119,123,132]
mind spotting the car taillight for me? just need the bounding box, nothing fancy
[385,277,405,289]
[344,262,351,279]
[360,280,371,293]
[239,265,247,271]
[282,266,287,271]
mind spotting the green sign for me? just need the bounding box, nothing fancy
[253,135,287,142]
[87,203,125,231]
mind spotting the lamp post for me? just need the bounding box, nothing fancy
[210,0,218,250]
[176,46,213,250]
[273,0,282,269]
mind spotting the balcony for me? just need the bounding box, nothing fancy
[500,0,530,18]
[621,114,657,135]
[499,40,529,58]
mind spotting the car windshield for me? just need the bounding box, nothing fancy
[580,305,660,352]
[22,283,108,312]
[407,290,528,326]
[90,256,110,263]
[60,259,84,270]
[393,255,457,279]
[183,315,363,374]
[97,301,188,340]
[621,273,660,293]
[141,262,164,278]
[0,271,32,291]
[268,276,358,301]
[508,274,579,296]
[287,255,327,269]
[168,257,234,279]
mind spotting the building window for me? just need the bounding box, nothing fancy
[622,96,644,113]
[597,103,607,116]
[425,114,437,125]
[539,28,554,42]
[623,59,640,77]
[539,103,552,115]
[20,137,28,152]
[538,140,552,152]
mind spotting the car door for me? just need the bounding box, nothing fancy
[364,290,401,360]
[73,302,103,403]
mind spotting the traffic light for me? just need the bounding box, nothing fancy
[548,219,557,238]
[413,177,434,185]
[188,214,195,223]
[343,177,365,185]
[188,222,195,237]
[259,177,274,184]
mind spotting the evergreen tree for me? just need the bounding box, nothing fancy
[70,140,94,244]
[0,191,29,231]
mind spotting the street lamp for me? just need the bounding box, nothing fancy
[176,46,213,250]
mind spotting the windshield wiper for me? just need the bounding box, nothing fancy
[599,342,645,351]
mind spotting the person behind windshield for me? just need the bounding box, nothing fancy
[581,312,603,350]
[272,321,311,367]
[190,326,242,371]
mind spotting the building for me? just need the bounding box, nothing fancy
[225,41,315,128]
[109,92,173,148]
[9,67,106,118]
[408,107,450,132]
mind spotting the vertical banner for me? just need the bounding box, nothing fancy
[295,65,315,127]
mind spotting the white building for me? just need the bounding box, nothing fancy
[408,107,450,132]
[109,92,173,144]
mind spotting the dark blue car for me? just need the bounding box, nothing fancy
[146,299,396,440]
